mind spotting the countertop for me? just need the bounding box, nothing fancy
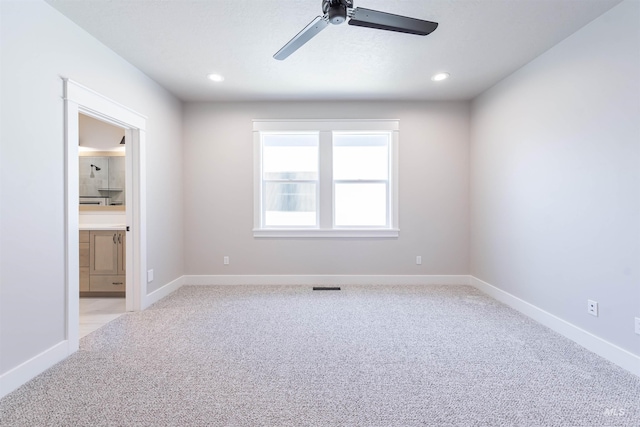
[79,224,126,231]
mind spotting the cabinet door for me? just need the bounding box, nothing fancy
[79,267,90,292]
[79,233,90,293]
[117,231,126,275]
[79,242,90,267]
[90,231,118,275]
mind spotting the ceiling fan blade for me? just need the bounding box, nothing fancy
[348,7,438,36]
[274,16,330,60]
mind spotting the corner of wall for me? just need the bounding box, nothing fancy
[471,276,640,377]
[143,275,185,309]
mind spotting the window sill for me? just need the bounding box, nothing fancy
[253,229,399,238]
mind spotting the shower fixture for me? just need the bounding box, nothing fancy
[90,163,101,178]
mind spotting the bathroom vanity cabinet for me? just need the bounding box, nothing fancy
[79,229,125,296]
[79,231,90,292]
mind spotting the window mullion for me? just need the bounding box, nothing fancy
[318,131,333,230]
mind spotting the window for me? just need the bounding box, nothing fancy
[253,120,399,238]
[333,132,389,227]
[261,133,318,227]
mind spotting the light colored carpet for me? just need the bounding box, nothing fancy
[1,285,639,426]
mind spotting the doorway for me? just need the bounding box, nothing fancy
[78,112,127,337]
[64,79,147,353]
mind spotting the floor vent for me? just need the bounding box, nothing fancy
[312,286,341,291]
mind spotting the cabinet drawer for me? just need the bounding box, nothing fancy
[79,230,90,243]
[79,267,90,292]
[90,275,125,292]
[79,242,90,267]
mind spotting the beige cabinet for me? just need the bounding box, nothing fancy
[79,231,90,292]
[80,229,125,296]
[118,231,126,276]
[90,231,119,275]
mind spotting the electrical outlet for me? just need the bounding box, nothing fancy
[635,317,640,335]
[147,269,154,283]
[416,256,422,265]
[223,256,229,265]
[587,300,598,317]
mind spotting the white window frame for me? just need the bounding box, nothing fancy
[253,120,399,238]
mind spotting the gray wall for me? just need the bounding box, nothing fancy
[183,101,470,275]
[0,0,184,374]
[470,0,640,355]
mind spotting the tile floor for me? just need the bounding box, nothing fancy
[79,297,126,338]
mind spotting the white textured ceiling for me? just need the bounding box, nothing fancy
[46,0,621,102]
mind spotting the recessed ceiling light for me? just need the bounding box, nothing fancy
[431,72,450,82]
[207,73,224,82]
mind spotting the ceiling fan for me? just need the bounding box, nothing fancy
[274,0,438,60]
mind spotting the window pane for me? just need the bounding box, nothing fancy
[334,183,387,226]
[263,134,318,180]
[333,133,389,180]
[264,182,317,226]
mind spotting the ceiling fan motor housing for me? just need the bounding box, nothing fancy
[324,0,353,25]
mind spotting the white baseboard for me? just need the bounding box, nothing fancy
[183,274,471,286]
[0,340,69,399]
[143,275,185,309]
[471,276,640,377]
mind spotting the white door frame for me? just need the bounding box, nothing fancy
[64,79,147,352]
